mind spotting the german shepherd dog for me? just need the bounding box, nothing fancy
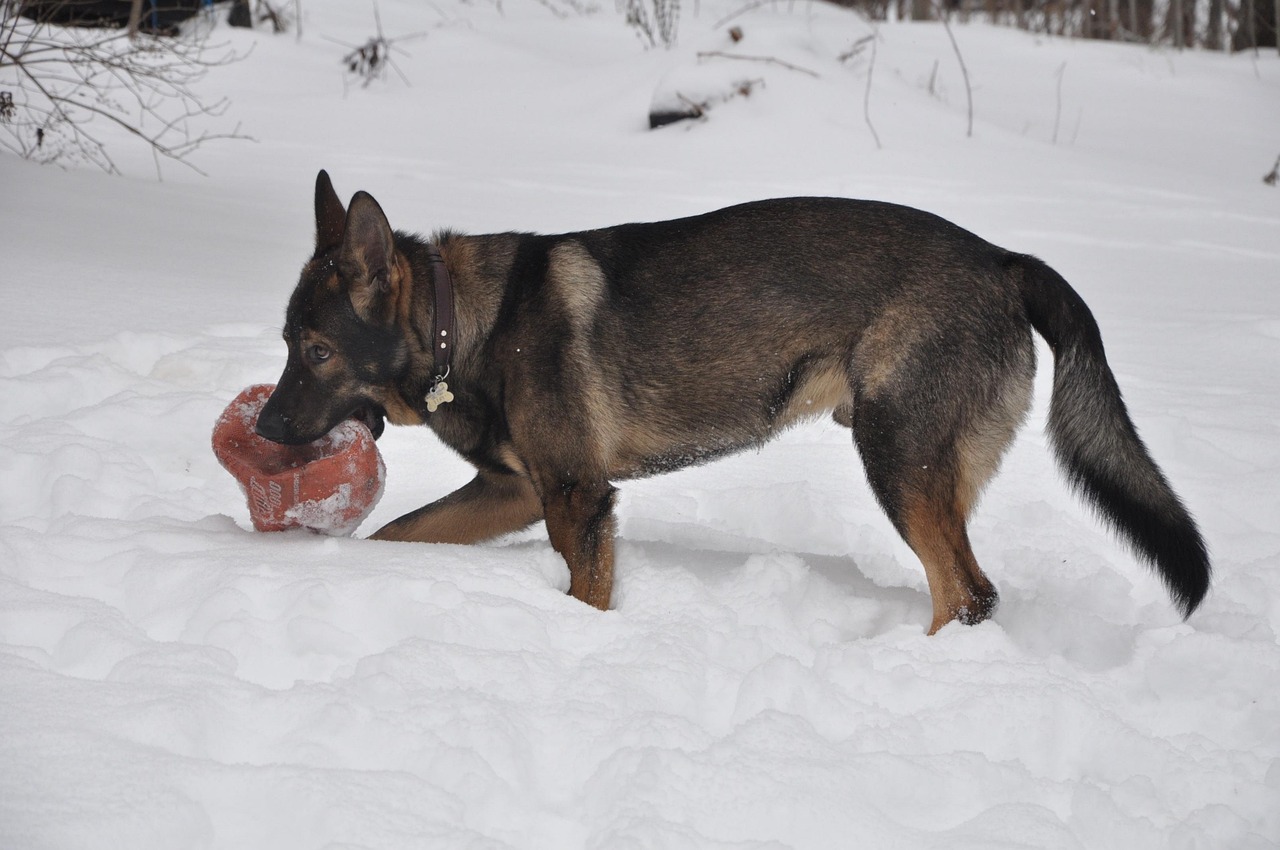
[256,170,1210,633]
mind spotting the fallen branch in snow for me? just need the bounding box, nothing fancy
[837,34,876,63]
[650,78,764,128]
[696,51,819,78]
[675,92,706,120]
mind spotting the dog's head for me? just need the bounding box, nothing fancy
[256,170,416,445]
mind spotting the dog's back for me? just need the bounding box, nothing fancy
[503,199,1030,479]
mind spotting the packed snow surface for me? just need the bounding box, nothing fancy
[2,2,1279,848]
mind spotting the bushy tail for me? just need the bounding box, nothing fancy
[1014,254,1210,618]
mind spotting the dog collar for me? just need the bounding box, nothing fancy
[425,245,455,412]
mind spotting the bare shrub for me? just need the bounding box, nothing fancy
[1,1,248,176]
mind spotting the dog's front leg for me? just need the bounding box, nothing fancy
[542,480,617,611]
[370,470,543,545]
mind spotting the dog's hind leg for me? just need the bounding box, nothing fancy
[849,329,1033,634]
[853,412,998,634]
[370,470,544,545]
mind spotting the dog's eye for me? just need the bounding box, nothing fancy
[306,344,332,364]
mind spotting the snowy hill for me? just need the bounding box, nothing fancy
[2,1,1279,847]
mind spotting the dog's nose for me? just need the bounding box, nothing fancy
[255,410,288,443]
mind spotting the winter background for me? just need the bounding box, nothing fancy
[2,1,1279,847]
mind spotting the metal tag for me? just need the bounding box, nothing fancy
[425,381,454,413]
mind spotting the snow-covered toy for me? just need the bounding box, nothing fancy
[211,384,385,535]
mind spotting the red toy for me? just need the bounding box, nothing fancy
[212,384,385,535]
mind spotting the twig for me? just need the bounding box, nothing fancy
[837,34,875,63]
[1263,154,1280,186]
[864,35,881,150]
[327,2,427,90]
[675,92,706,119]
[712,0,776,29]
[933,2,973,138]
[697,51,819,78]
[529,0,569,18]
[1052,61,1065,144]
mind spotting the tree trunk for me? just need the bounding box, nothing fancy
[228,0,253,28]
[1233,0,1278,49]
[126,0,144,39]
[1206,0,1223,48]
[1134,0,1154,39]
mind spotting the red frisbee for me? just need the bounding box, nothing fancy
[212,384,385,535]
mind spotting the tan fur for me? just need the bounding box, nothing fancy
[320,266,341,295]
[773,358,853,430]
[346,254,379,321]
[375,387,425,427]
[853,306,932,396]
[955,359,1034,517]
[542,482,616,610]
[902,494,997,635]
[549,241,606,324]
[371,471,543,545]
[391,252,416,327]
[496,443,529,477]
[545,241,624,467]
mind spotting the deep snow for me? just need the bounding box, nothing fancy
[2,1,1279,847]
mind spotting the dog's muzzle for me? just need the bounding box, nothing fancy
[254,407,296,444]
[255,402,386,444]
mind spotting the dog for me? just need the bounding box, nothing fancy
[255,170,1210,634]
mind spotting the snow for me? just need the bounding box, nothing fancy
[2,1,1279,847]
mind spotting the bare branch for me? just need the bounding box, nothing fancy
[932,1,973,138]
[333,2,427,90]
[1,6,251,176]
[1052,61,1065,145]
[712,0,776,29]
[696,50,820,78]
[863,35,881,149]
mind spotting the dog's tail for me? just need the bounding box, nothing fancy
[1013,253,1210,618]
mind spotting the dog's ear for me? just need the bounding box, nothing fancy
[340,191,399,324]
[314,170,346,256]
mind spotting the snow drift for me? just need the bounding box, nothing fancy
[2,1,1278,848]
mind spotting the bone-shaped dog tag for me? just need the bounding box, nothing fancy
[425,381,454,413]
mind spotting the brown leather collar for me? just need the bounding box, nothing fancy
[426,245,455,379]
[424,245,455,411]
